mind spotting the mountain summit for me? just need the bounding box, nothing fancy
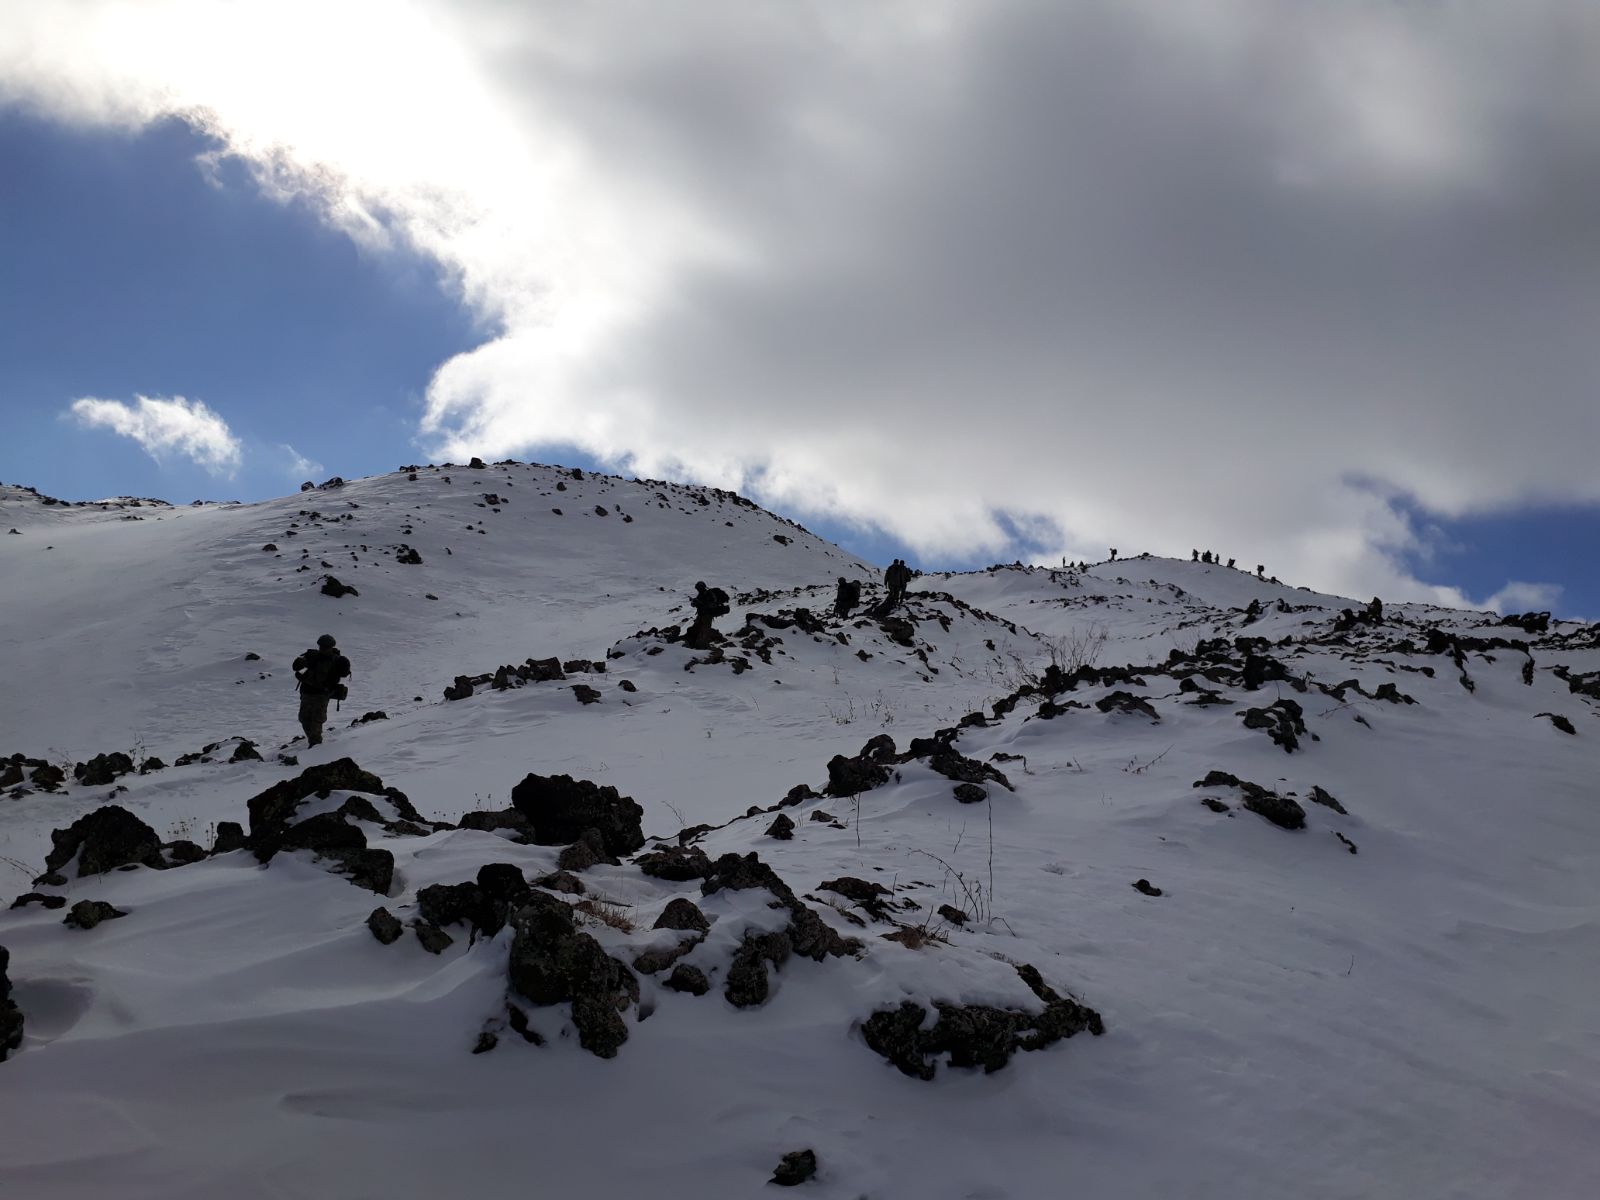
[1,462,1596,1198]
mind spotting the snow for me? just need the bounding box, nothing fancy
[3,465,1599,1198]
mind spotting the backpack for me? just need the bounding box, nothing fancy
[298,649,350,697]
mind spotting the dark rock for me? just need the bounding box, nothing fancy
[163,840,206,866]
[779,784,816,808]
[10,893,66,910]
[862,964,1104,1080]
[63,899,127,930]
[765,813,796,840]
[443,675,475,701]
[1538,712,1577,735]
[771,1149,818,1187]
[43,805,163,878]
[510,774,644,856]
[820,877,891,904]
[653,898,710,932]
[1335,831,1359,855]
[414,921,454,954]
[570,684,602,705]
[1307,786,1348,814]
[1241,654,1289,691]
[1200,797,1230,813]
[618,679,637,693]
[725,930,792,1007]
[1132,878,1163,897]
[349,711,389,726]
[636,844,712,881]
[632,935,700,975]
[558,831,608,873]
[663,963,709,996]
[1240,698,1307,752]
[507,893,637,1058]
[73,752,135,787]
[458,808,536,841]
[367,907,403,944]
[825,751,891,798]
[1095,691,1160,721]
[29,763,65,791]
[320,574,359,598]
[0,946,21,1061]
[211,821,246,854]
[953,783,986,804]
[138,756,166,774]
[532,870,586,895]
[328,848,395,894]
[1242,790,1306,831]
[228,740,263,763]
[937,904,967,925]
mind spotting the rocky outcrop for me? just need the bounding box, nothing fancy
[1194,771,1306,830]
[507,893,639,1059]
[41,805,163,879]
[510,774,644,857]
[244,759,439,892]
[700,852,862,1005]
[63,900,127,930]
[861,962,1103,1080]
[772,1150,818,1187]
[72,752,135,787]
[1240,698,1307,752]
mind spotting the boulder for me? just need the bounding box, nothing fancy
[653,898,710,932]
[367,907,403,944]
[772,1150,818,1187]
[510,774,644,857]
[765,813,796,840]
[42,805,163,878]
[63,900,127,930]
[862,963,1103,1080]
[507,893,638,1058]
[663,963,709,996]
[72,752,135,787]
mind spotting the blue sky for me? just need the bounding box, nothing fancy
[2,4,1596,617]
[0,111,478,503]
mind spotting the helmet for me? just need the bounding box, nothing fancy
[317,634,337,648]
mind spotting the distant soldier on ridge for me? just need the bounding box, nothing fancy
[293,634,351,748]
[882,558,913,612]
[685,581,730,649]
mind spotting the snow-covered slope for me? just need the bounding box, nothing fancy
[1,463,872,757]
[3,475,1599,1200]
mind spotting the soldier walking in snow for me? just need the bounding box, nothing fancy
[881,559,913,612]
[293,634,351,747]
[685,581,730,649]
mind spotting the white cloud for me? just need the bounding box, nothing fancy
[280,443,323,482]
[1479,581,1564,616]
[11,1,1600,605]
[70,394,242,476]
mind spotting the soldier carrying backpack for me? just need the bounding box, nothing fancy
[292,634,351,747]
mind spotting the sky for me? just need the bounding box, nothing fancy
[1,0,1596,617]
